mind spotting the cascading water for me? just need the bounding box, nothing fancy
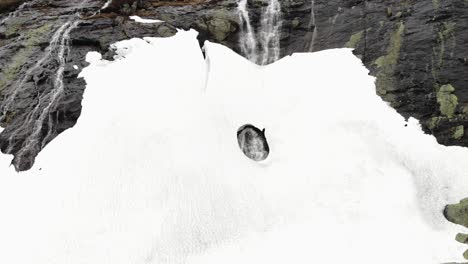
[2,0,99,114]
[10,20,80,169]
[237,0,258,63]
[236,0,282,65]
[2,0,99,113]
[1,23,70,113]
[41,20,80,148]
[258,0,282,65]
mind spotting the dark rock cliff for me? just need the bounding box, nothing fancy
[0,0,468,172]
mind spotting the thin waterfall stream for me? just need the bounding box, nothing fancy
[10,20,80,168]
[309,0,318,52]
[2,22,71,113]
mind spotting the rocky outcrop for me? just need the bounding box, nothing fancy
[1,0,468,171]
[445,199,468,261]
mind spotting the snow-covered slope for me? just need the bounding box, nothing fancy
[0,30,467,264]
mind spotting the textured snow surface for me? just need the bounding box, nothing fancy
[0,30,467,264]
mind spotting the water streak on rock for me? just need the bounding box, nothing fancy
[2,22,69,113]
[309,0,318,52]
[10,19,80,171]
[237,0,258,63]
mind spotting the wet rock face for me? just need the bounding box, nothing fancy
[1,0,468,171]
[237,124,269,161]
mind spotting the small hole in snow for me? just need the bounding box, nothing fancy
[237,124,270,161]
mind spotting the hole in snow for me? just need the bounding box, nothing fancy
[237,124,269,161]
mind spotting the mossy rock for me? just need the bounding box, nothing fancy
[452,125,464,140]
[456,233,468,244]
[437,84,458,118]
[207,17,236,41]
[374,22,405,97]
[345,31,364,49]
[0,22,53,92]
[427,116,444,130]
[444,198,468,228]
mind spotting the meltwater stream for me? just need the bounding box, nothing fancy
[9,20,80,170]
[2,22,71,113]
[236,0,282,65]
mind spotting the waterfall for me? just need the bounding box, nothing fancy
[237,0,258,63]
[236,0,282,65]
[1,22,70,113]
[10,20,79,159]
[6,14,82,169]
[309,0,318,52]
[41,20,80,147]
[259,0,282,65]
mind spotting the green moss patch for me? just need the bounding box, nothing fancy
[453,125,465,140]
[444,198,468,228]
[374,22,405,98]
[456,233,468,244]
[0,22,53,93]
[345,31,364,49]
[427,116,444,130]
[436,84,458,118]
